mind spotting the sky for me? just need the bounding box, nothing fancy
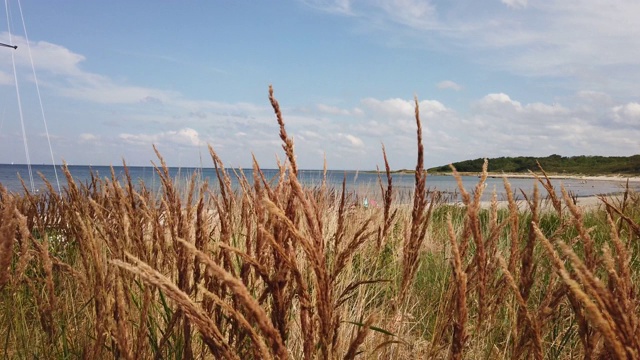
[0,0,639,170]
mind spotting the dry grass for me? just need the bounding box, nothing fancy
[1,87,639,359]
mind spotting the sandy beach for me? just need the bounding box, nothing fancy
[477,192,626,212]
[440,172,638,212]
[484,172,640,183]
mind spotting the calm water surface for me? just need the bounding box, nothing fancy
[0,164,635,203]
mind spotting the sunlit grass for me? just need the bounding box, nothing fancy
[1,87,639,359]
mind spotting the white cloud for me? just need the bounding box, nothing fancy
[374,0,438,30]
[361,97,416,118]
[576,90,612,103]
[501,0,527,9]
[301,0,353,15]
[478,93,522,110]
[59,80,177,105]
[460,92,640,159]
[0,35,87,77]
[352,107,364,116]
[0,71,13,85]
[173,128,205,146]
[5,80,638,170]
[79,133,98,142]
[437,80,463,91]
[304,1,640,96]
[0,33,187,105]
[2,26,637,170]
[316,103,352,116]
[475,2,640,84]
[119,128,205,147]
[300,130,323,140]
[361,97,449,118]
[612,102,640,125]
[524,102,567,115]
[338,133,364,148]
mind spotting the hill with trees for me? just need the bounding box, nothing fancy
[428,154,640,175]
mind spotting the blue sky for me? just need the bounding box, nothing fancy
[0,0,639,170]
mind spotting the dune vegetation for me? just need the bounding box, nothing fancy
[1,86,639,359]
[428,154,640,175]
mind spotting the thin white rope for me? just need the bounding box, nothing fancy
[17,0,60,193]
[0,102,6,135]
[5,0,34,192]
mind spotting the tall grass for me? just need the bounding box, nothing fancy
[0,87,639,359]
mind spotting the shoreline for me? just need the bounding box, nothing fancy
[486,173,640,182]
[430,172,640,183]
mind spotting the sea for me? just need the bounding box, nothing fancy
[0,164,636,203]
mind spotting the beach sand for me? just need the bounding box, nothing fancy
[477,193,625,212]
[476,173,638,211]
[484,173,640,183]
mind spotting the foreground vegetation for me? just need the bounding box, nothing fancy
[429,154,640,175]
[1,87,640,359]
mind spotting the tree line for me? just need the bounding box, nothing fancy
[428,154,640,175]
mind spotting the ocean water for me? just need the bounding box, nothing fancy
[0,164,634,202]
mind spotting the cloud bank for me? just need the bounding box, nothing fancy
[1,4,638,170]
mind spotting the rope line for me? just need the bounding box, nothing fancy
[5,0,34,192]
[17,0,60,193]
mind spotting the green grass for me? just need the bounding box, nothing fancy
[1,88,639,359]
